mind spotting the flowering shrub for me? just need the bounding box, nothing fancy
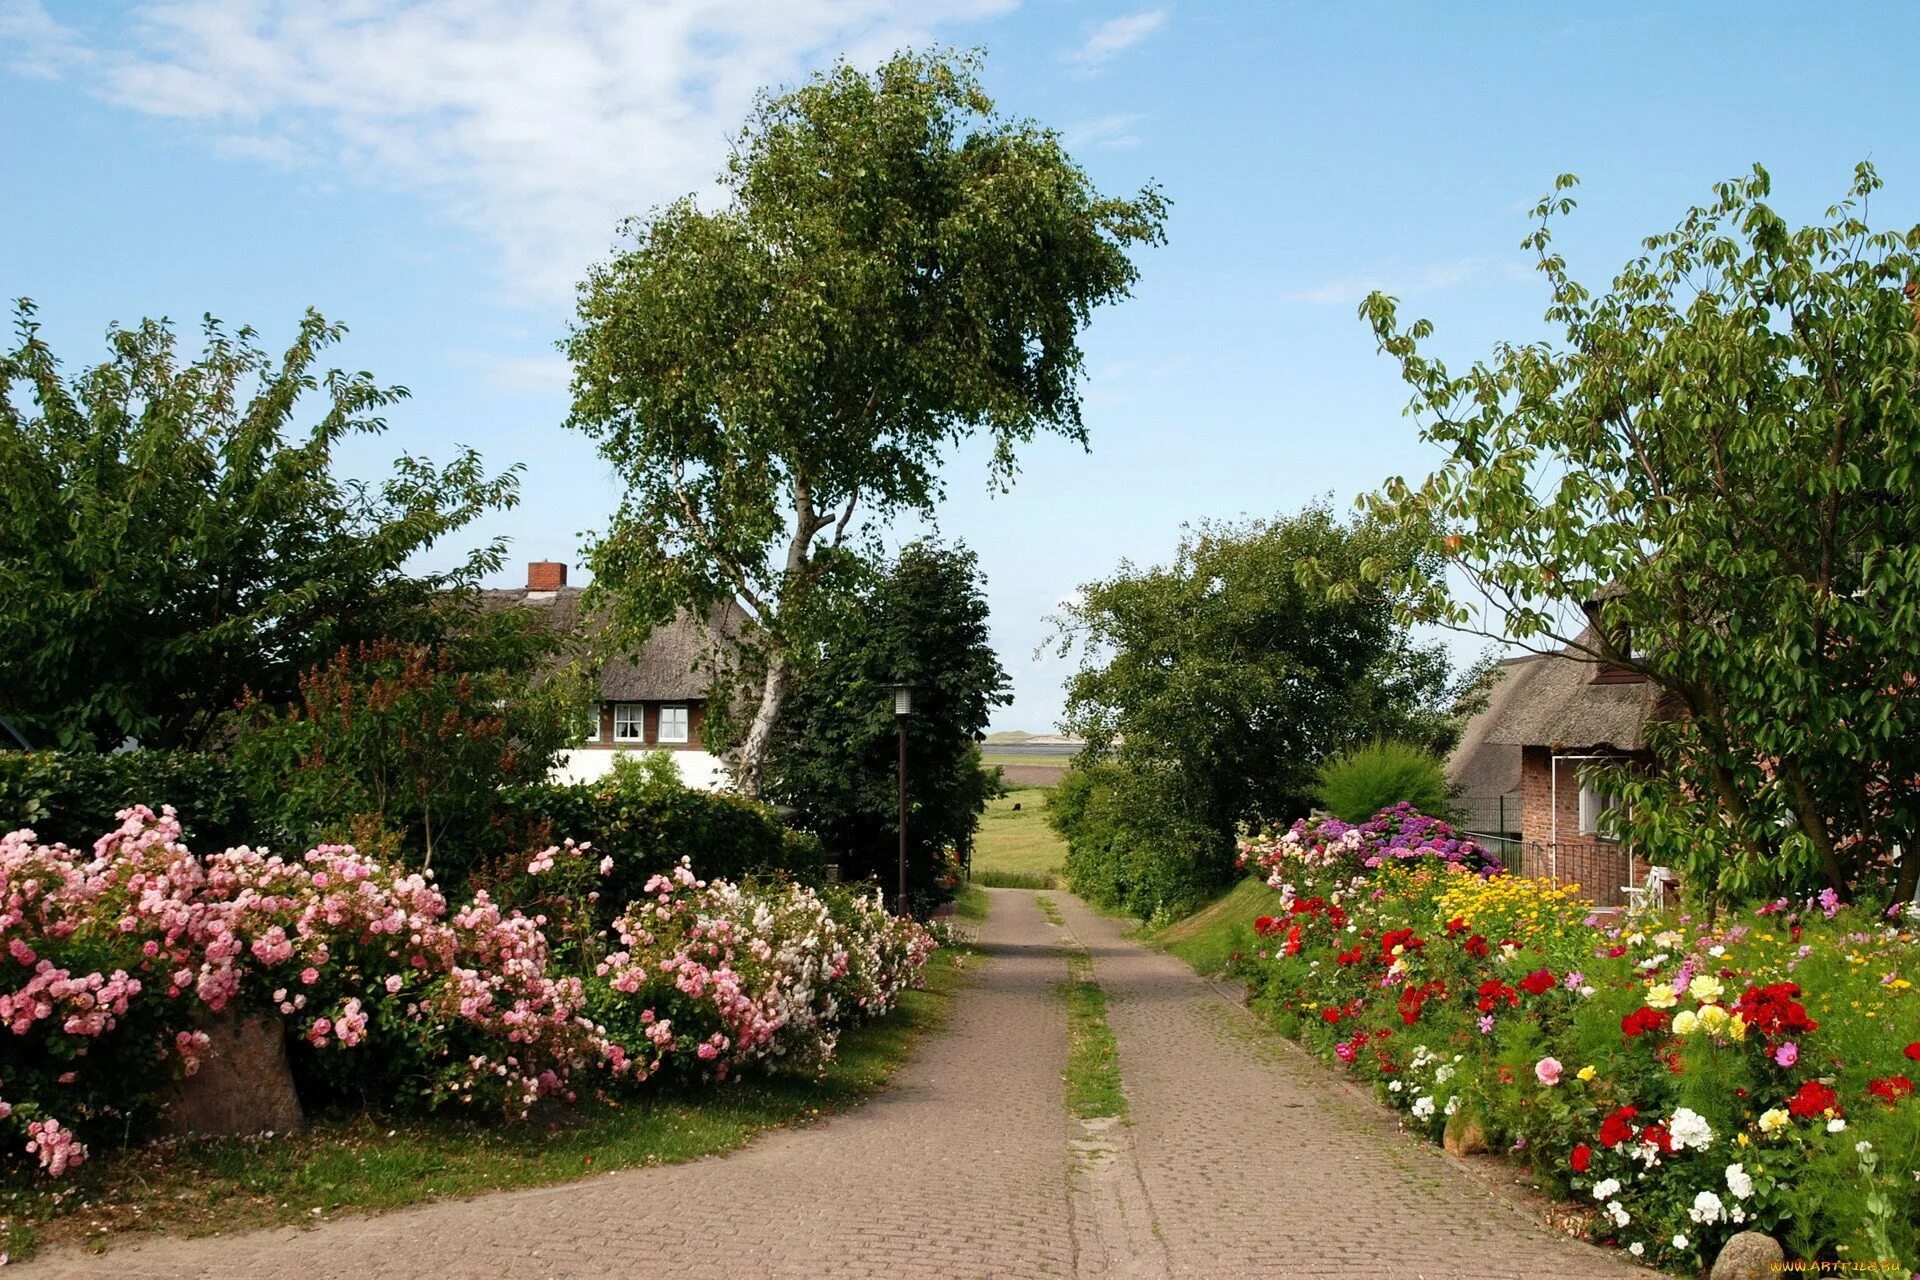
[1232,811,1919,1272]
[3,807,933,1179]
[1239,803,1504,885]
[588,862,935,1081]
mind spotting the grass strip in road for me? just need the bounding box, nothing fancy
[1036,895,1126,1121]
[1,904,986,1265]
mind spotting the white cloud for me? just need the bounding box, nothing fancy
[1068,9,1166,67]
[1281,255,1529,305]
[1064,112,1144,151]
[12,0,1017,301]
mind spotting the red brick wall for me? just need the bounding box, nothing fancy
[1518,747,1653,903]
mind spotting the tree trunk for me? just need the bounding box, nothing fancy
[1780,759,1847,897]
[734,648,787,799]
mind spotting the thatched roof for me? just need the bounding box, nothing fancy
[477,586,746,702]
[1461,629,1665,754]
[1446,654,1547,805]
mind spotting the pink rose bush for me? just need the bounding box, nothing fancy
[3,806,934,1178]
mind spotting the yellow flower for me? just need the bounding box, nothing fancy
[1645,982,1679,1009]
[1727,1013,1747,1041]
[1758,1108,1790,1134]
[1577,1065,1597,1082]
[1697,1004,1730,1032]
[1688,974,1724,1004]
[1672,1010,1699,1035]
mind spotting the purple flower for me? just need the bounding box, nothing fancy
[1817,887,1840,919]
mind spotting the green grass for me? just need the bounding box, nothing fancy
[1035,895,1126,1121]
[1152,877,1274,976]
[1,939,979,1264]
[971,790,1066,888]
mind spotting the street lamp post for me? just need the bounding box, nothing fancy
[890,683,913,914]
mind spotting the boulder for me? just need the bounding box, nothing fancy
[1709,1232,1785,1280]
[1442,1112,1487,1156]
[162,1013,305,1137]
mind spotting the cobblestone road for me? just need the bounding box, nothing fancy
[24,889,1651,1279]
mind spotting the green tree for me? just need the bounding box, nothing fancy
[1053,504,1476,844]
[763,540,1009,913]
[0,303,519,751]
[1361,163,1920,903]
[1314,740,1453,825]
[565,49,1166,795]
[231,606,579,879]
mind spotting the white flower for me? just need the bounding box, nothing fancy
[1673,1233,1689,1251]
[1688,1190,1726,1224]
[1388,1080,1403,1093]
[1669,1107,1714,1151]
[1827,1118,1848,1133]
[1444,1096,1460,1117]
[1591,1178,1621,1200]
[1607,1201,1630,1227]
[1725,1163,1754,1200]
[1628,1242,1644,1257]
[1855,1140,1873,1155]
[1411,1095,1436,1120]
[1435,1065,1455,1085]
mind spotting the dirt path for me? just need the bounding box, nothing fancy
[23,890,1651,1279]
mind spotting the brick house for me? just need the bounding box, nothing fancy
[1446,631,1666,905]
[480,561,746,791]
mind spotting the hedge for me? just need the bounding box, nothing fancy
[0,750,261,852]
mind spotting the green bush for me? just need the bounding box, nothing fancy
[501,753,826,916]
[0,749,260,851]
[1052,761,1232,923]
[1313,740,1452,824]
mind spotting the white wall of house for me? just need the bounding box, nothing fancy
[553,747,732,792]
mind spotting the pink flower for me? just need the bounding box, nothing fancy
[300,967,320,985]
[1535,1057,1563,1087]
[1774,1042,1799,1068]
[384,974,404,994]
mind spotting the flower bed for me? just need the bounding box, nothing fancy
[1233,808,1919,1272]
[2,806,933,1179]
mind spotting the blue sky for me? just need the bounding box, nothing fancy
[4,2,1916,731]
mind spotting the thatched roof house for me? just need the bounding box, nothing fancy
[480,562,747,789]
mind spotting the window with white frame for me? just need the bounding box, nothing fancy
[657,704,690,744]
[613,703,645,742]
[1578,781,1625,838]
[581,703,603,744]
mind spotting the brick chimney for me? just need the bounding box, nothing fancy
[526,561,568,592]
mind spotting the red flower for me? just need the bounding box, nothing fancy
[1866,1075,1914,1105]
[1734,982,1818,1040]
[1905,1042,1920,1061]
[1518,968,1555,996]
[1570,1143,1593,1173]
[1253,915,1278,935]
[1620,1006,1668,1038]
[1786,1080,1840,1119]
[1378,928,1425,961]
[1464,934,1490,959]
[1284,924,1304,956]
[1445,916,1468,935]
[1475,979,1518,1013]
[1605,944,1628,959]
[1598,1105,1638,1148]
[1639,1123,1673,1154]
[1321,1006,1343,1024]
[1334,944,1365,966]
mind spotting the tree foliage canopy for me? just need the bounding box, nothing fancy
[1054,504,1478,839]
[1362,163,1920,902]
[0,303,520,751]
[566,48,1165,791]
[764,540,1009,912]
